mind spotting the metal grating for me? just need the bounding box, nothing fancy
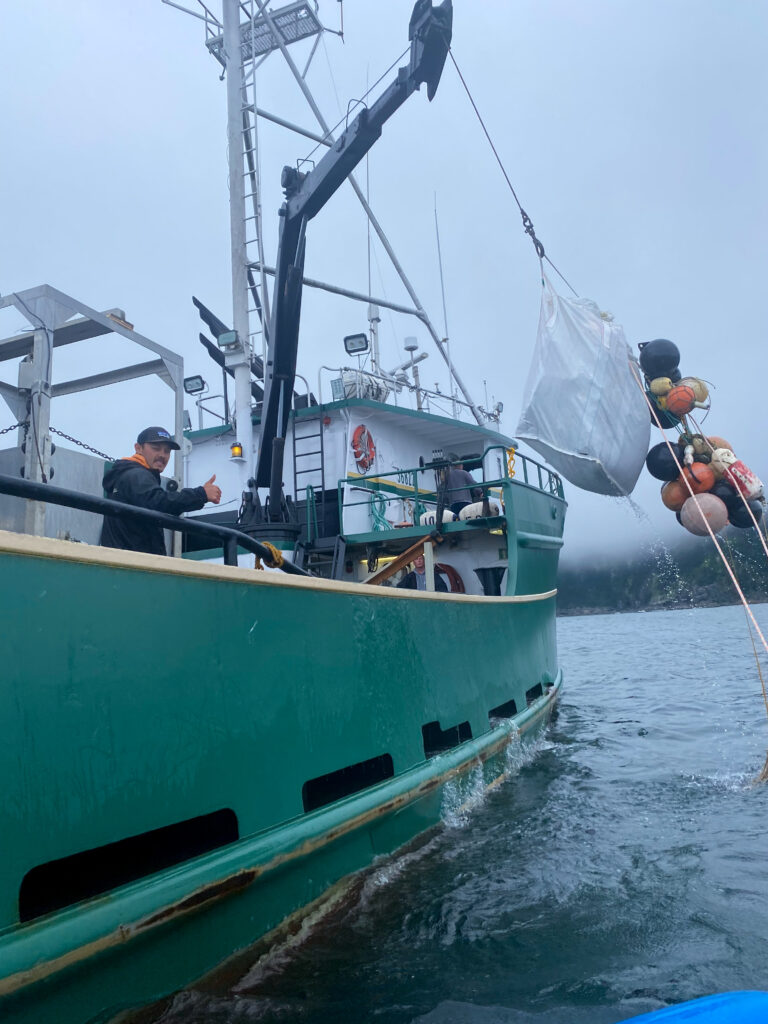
[207,1,321,63]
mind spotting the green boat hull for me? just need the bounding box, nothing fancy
[0,525,562,1022]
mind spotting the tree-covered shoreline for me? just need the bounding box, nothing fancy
[556,528,768,616]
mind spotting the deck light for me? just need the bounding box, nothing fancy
[344,333,369,356]
[183,375,207,395]
[217,330,240,349]
[230,441,244,460]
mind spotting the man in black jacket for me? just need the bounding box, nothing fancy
[396,553,448,592]
[100,426,222,556]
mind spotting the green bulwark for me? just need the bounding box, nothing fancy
[0,489,563,1021]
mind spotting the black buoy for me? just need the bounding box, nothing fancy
[646,442,682,481]
[729,498,764,529]
[638,338,681,379]
[710,479,741,511]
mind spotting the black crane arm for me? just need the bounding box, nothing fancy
[253,0,453,491]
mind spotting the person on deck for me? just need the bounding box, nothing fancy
[100,426,221,556]
[445,454,483,516]
[397,553,448,592]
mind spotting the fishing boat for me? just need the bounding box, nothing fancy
[0,2,565,1021]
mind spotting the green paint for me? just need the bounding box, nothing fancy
[0,466,564,1021]
[184,423,233,440]
[295,397,514,447]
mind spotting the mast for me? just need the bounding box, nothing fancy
[254,0,455,510]
[222,0,259,493]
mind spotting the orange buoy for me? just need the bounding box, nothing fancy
[665,384,696,417]
[707,435,733,452]
[661,479,687,511]
[681,462,715,494]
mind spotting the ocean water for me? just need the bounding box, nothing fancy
[157,603,768,1024]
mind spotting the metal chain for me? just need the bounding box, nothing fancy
[49,427,115,462]
[0,419,28,437]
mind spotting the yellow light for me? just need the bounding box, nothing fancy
[230,441,243,459]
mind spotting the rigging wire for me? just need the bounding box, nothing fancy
[320,31,344,118]
[300,44,410,166]
[447,50,579,298]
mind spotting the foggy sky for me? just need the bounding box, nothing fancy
[2,1,766,564]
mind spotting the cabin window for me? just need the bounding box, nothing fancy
[525,683,544,706]
[422,720,472,759]
[18,808,239,923]
[489,698,518,721]
[302,754,394,813]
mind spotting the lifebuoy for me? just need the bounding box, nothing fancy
[435,562,465,594]
[351,424,376,471]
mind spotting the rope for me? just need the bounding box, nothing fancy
[685,411,768,564]
[370,491,390,531]
[254,540,284,570]
[630,361,768,662]
[448,50,578,298]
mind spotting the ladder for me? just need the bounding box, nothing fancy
[292,411,326,542]
[220,0,324,386]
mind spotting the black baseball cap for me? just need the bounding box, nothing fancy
[136,426,180,450]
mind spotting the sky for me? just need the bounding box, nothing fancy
[1,0,767,564]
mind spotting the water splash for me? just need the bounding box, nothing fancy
[441,760,488,829]
[615,494,694,609]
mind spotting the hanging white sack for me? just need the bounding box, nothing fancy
[516,276,649,496]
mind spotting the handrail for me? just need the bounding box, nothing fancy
[0,474,310,575]
[483,444,564,498]
[337,448,563,532]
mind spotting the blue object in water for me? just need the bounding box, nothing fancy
[623,991,768,1022]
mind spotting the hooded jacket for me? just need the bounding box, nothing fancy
[100,456,207,556]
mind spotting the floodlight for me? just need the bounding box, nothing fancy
[183,375,207,395]
[344,333,369,356]
[217,330,239,349]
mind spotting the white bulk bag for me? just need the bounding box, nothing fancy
[516,277,649,496]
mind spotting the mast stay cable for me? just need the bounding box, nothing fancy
[448,50,578,298]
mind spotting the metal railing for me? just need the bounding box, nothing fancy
[485,445,564,498]
[0,474,310,575]
[338,467,505,534]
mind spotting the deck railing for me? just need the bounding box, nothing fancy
[336,448,563,536]
[0,474,310,575]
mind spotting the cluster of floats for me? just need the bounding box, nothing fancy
[639,338,764,536]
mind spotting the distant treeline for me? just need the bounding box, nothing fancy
[556,528,768,615]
